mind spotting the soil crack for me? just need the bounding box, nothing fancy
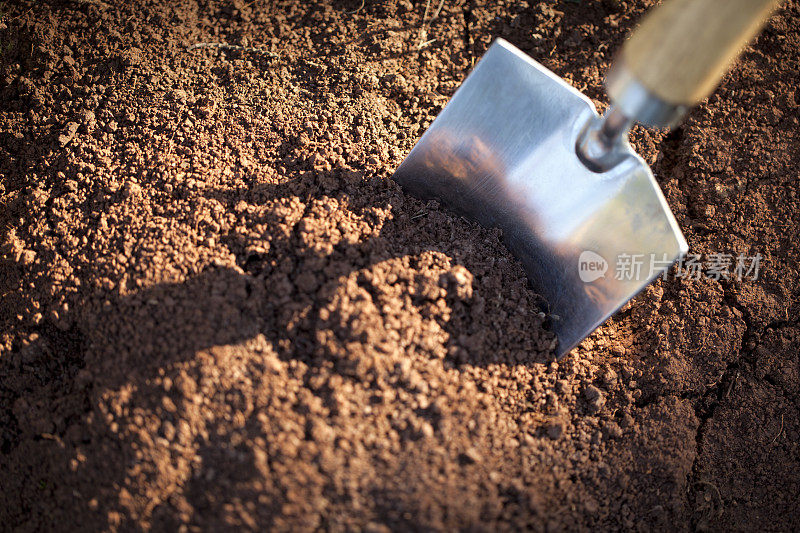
[685,281,784,530]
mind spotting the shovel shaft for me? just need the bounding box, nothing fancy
[607,0,782,127]
[576,107,634,173]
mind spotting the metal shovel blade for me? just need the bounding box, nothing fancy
[393,39,688,358]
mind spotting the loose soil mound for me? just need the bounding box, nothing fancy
[1,0,798,530]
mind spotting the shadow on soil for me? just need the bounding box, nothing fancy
[0,164,561,528]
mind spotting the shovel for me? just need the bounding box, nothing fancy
[393,0,781,358]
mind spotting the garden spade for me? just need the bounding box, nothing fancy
[393,0,780,357]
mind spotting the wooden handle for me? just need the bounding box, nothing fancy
[619,0,782,107]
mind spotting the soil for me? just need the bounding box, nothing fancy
[0,0,798,531]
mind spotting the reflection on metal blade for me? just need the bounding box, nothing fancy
[393,39,687,358]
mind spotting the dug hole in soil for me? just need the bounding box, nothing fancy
[1,0,798,530]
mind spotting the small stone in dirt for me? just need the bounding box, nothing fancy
[21,249,37,265]
[309,419,335,443]
[546,420,564,440]
[58,122,79,145]
[295,271,319,293]
[161,421,176,441]
[584,385,606,413]
[601,368,618,388]
[81,110,96,127]
[458,447,481,465]
[122,181,142,199]
[584,385,602,401]
[161,396,177,413]
[620,412,634,428]
[603,421,623,440]
[397,0,413,12]
[364,522,391,533]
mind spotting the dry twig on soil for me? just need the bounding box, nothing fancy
[344,0,365,15]
[770,413,784,445]
[418,0,446,49]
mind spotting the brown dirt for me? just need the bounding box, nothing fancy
[0,0,798,530]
